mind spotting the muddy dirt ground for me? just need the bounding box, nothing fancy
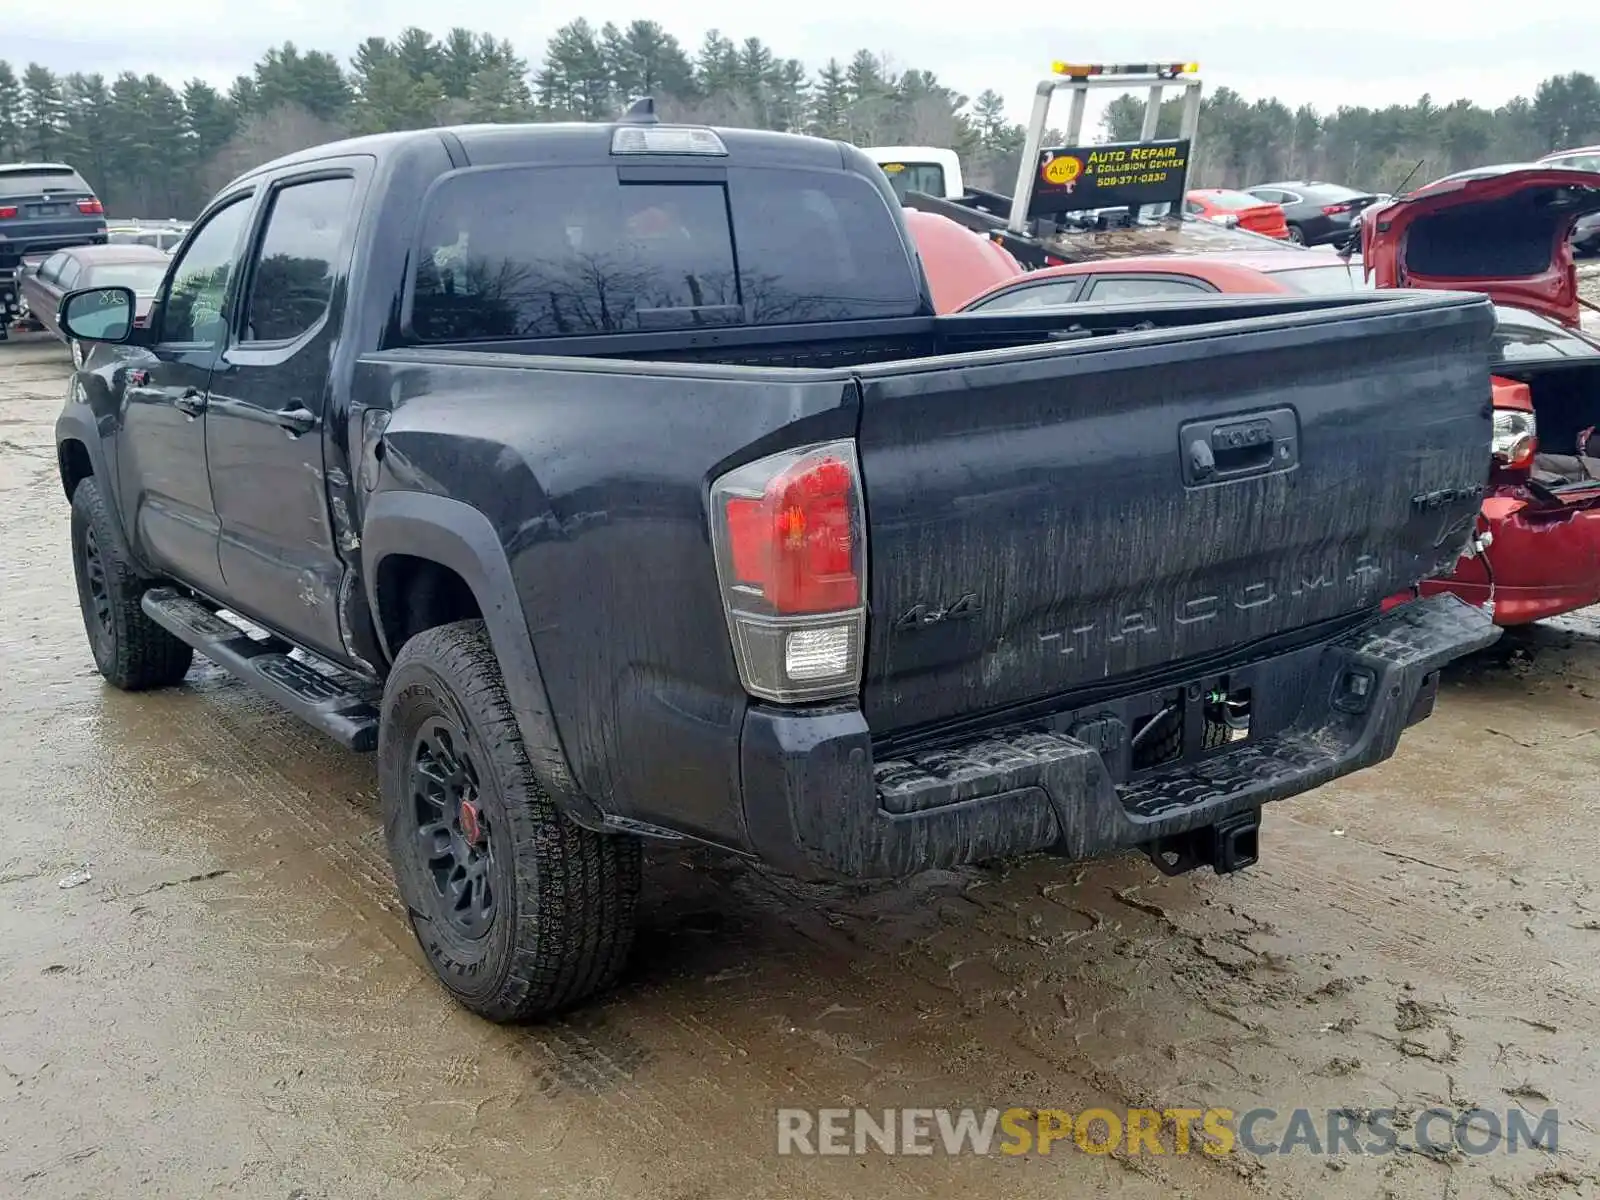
[2,334,1598,1200]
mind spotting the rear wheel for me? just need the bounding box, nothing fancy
[1286,224,1306,245]
[69,477,194,690]
[379,619,641,1022]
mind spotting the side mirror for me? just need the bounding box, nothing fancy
[59,286,135,344]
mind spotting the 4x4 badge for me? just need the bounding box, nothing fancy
[896,593,981,629]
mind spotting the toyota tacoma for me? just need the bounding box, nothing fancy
[52,107,1500,1022]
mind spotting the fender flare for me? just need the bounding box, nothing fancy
[54,405,139,564]
[360,490,601,828]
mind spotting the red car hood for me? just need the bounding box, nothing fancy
[1362,167,1600,325]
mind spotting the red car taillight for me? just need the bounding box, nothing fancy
[0,206,17,220]
[1491,379,1536,472]
[1322,203,1352,215]
[710,441,867,703]
[76,198,104,215]
[1492,408,1537,471]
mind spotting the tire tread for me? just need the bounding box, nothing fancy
[382,620,640,1021]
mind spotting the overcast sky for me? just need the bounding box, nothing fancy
[10,1,1597,135]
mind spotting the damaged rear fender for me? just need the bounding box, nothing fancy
[360,490,600,828]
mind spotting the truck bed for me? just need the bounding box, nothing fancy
[354,288,1496,841]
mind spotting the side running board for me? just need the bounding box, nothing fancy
[141,588,381,751]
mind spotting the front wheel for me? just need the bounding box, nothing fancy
[379,619,641,1022]
[69,477,194,690]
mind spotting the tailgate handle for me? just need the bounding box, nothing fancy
[1181,408,1298,487]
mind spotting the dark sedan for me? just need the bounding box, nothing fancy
[20,244,168,365]
[1242,180,1381,246]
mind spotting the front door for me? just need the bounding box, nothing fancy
[116,194,255,596]
[205,171,361,659]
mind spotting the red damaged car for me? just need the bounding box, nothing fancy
[927,164,1600,624]
[1363,166,1600,623]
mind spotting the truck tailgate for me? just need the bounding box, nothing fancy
[854,292,1495,734]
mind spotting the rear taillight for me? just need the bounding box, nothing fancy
[710,441,867,703]
[0,206,16,220]
[76,198,104,215]
[1492,406,1537,471]
[1322,203,1351,215]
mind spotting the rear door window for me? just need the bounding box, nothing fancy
[241,176,355,343]
[409,165,921,342]
[971,280,1085,312]
[1084,275,1216,301]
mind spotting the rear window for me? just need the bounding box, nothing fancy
[878,162,947,201]
[0,166,92,198]
[409,165,921,342]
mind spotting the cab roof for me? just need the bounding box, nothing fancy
[231,122,863,188]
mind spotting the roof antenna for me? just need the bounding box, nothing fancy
[1392,158,1426,199]
[620,96,659,125]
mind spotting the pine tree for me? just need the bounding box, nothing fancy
[537,20,611,119]
[695,31,739,99]
[20,63,69,160]
[0,63,25,160]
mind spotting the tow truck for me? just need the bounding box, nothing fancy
[897,62,1289,269]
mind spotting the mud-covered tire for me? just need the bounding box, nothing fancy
[378,619,641,1022]
[69,476,194,690]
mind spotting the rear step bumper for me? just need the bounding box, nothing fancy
[739,593,1499,881]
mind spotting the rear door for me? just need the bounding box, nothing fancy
[852,292,1497,734]
[20,252,68,336]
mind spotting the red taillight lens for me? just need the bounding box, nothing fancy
[76,198,104,215]
[727,457,859,614]
[1323,203,1351,215]
[711,441,867,703]
[0,206,17,220]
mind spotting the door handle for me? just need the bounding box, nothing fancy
[275,406,318,437]
[173,388,207,418]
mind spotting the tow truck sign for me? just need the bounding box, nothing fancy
[1029,139,1191,215]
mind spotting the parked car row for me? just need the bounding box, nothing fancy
[0,161,109,339]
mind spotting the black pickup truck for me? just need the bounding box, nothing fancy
[52,110,1500,1022]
